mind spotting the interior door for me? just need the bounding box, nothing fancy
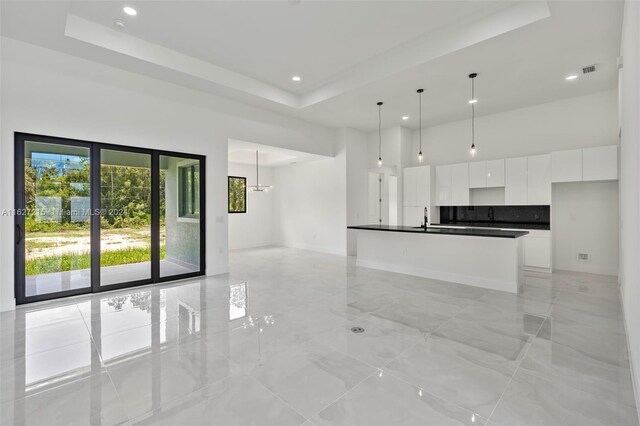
[368,172,382,224]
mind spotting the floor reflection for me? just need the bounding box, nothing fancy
[1,249,637,426]
[3,277,257,421]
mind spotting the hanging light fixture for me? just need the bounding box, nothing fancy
[417,88,424,163]
[469,73,478,157]
[377,101,383,167]
[247,150,272,192]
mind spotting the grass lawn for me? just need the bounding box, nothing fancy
[25,246,166,276]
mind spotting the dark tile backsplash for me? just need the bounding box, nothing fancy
[439,205,550,225]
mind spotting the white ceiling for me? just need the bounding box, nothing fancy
[66,1,504,95]
[0,1,624,132]
[228,139,327,167]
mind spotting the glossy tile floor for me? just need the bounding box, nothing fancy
[1,247,638,425]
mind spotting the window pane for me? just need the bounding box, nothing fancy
[160,155,201,278]
[178,163,200,218]
[24,141,92,297]
[228,177,246,213]
[100,149,152,286]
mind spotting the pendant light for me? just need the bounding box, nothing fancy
[247,150,272,192]
[469,73,478,157]
[377,101,383,167]
[417,88,424,163]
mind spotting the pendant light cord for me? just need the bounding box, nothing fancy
[418,89,423,153]
[471,77,475,147]
[378,103,382,158]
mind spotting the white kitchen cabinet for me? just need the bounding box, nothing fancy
[451,163,470,205]
[505,157,528,205]
[403,167,417,206]
[583,145,618,181]
[469,160,504,189]
[527,154,551,205]
[486,159,505,187]
[403,206,422,227]
[502,228,552,270]
[551,149,582,183]
[403,166,431,207]
[469,162,486,188]
[416,166,430,206]
[435,165,452,206]
[523,230,552,270]
[403,166,431,226]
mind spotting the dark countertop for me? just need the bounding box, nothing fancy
[432,221,550,230]
[347,224,529,239]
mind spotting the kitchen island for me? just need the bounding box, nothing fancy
[348,224,529,293]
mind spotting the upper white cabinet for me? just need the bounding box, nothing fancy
[583,145,618,181]
[469,160,505,189]
[451,163,470,205]
[486,159,505,187]
[551,145,618,183]
[469,162,487,188]
[527,154,551,205]
[505,157,528,205]
[551,149,582,183]
[435,165,452,206]
[431,145,615,207]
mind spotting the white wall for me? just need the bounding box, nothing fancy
[0,38,336,311]
[273,142,347,256]
[228,163,275,250]
[411,90,619,166]
[344,128,369,255]
[552,181,619,276]
[619,0,640,414]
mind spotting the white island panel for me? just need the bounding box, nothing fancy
[355,230,524,293]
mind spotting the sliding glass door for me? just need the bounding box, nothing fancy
[159,154,203,278]
[99,148,153,287]
[17,138,93,300]
[15,133,206,304]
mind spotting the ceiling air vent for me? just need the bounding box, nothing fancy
[582,64,597,74]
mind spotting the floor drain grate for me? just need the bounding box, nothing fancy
[350,326,365,334]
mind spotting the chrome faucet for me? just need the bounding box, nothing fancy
[424,207,429,230]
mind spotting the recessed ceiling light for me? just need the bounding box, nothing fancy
[291,75,301,82]
[468,99,478,104]
[402,116,409,120]
[565,74,578,81]
[123,6,137,16]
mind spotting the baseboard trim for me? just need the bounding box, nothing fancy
[1,298,16,312]
[620,285,640,422]
[524,266,552,274]
[229,243,276,251]
[206,266,230,276]
[275,242,347,257]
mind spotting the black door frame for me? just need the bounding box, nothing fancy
[14,132,206,305]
